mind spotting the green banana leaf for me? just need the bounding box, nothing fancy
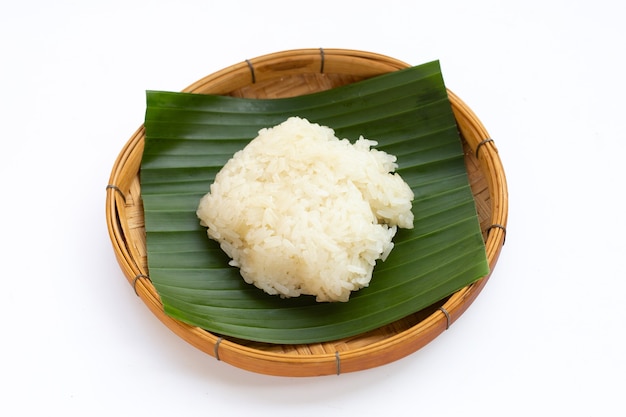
[141,60,489,344]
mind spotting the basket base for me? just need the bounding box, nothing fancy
[106,48,507,376]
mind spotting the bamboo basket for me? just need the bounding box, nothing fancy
[106,48,508,377]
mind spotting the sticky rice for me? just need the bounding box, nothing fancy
[196,117,414,302]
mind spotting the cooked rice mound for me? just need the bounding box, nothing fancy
[196,117,414,302]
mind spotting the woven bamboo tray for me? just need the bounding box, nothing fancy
[106,48,508,377]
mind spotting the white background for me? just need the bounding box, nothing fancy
[2,1,625,415]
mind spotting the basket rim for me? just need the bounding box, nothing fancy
[105,48,508,377]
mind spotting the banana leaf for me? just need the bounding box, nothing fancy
[141,61,488,344]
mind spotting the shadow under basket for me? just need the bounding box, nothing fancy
[105,48,508,377]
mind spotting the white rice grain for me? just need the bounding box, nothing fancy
[197,117,414,302]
